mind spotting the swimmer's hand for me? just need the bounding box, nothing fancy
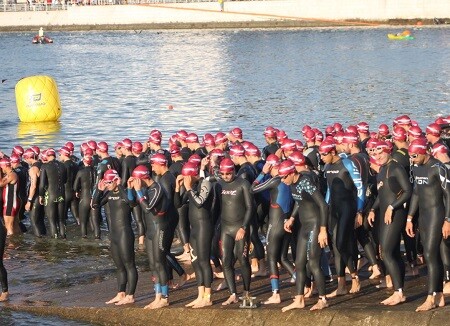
[262,162,272,174]
[132,178,142,191]
[175,175,184,192]
[127,177,134,189]
[235,227,245,241]
[284,217,294,233]
[318,227,328,248]
[405,216,415,237]
[367,210,375,227]
[98,180,106,191]
[443,220,450,239]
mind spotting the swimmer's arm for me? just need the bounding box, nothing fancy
[241,182,254,230]
[189,180,212,208]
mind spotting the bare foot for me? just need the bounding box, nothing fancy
[263,293,281,304]
[185,297,202,307]
[415,296,436,312]
[443,282,450,295]
[216,280,228,291]
[328,287,347,298]
[376,275,393,289]
[106,293,125,304]
[304,283,317,298]
[0,292,9,302]
[214,271,225,279]
[192,299,213,308]
[222,294,238,306]
[349,277,360,294]
[310,297,328,311]
[176,252,191,262]
[357,257,368,271]
[369,265,381,279]
[405,264,419,277]
[252,268,268,278]
[281,295,305,312]
[435,292,445,307]
[380,291,406,306]
[144,297,160,309]
[149,298,169,309]
[115,295,135,305]
[177,273,194,289]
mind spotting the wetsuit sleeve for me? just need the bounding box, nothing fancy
[241,181,255,229]
[118,185,136,207]
[138,184,163,213]
[120,160,130,187]
[407,182,419,217]
[438,164,450,218]
[342,158,365,211]
[371,195,380,211]
[92,190,109,208]
[174,186,189,208]
[290,201,299,218]
[390,164,412,209]
[250,174,276,194]
[38,166,47,197]
[189,179,212,208]
[73,171,81,193]
[311,187,328,228]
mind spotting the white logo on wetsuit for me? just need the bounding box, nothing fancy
[222,190,237,195]
[415,176,428,185]
[327,170,339,174]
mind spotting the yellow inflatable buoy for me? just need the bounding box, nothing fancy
[15,75,62,122]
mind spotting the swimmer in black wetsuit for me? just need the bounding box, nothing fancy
[367,141,412,305]
[23,148,46,237]
[262,126,280,160]
[320,139,363,296]
[215,158,254,305]
[130,165,171,310]
[73,156,98,239]
[0,213,8,302]
[38,149,68,238]
[175,162,214,308]
[10,154,27,228]
[0,158,21,235]
[406,139,450,311]
[93,169,138,306]
[251,155,294,305]
[279,159,329,311]
[59,146,79,225]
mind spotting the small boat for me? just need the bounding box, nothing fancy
[387,33,415,40]
[32,35,53,44]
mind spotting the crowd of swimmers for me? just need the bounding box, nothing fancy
[0,114,450,312]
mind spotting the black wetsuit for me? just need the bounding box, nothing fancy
[180,147,192,162]
[138,181,171,297]
[304,146,321,172]
[371,160,412,290]
[73,165,97,238]
[290,172,328,296]
[13,164,27,223]
[324,156,365,277]
[251,173,294,292]
[0,218,7,294]
[262,142,279,160]
[39,159,68,238]
[175,178,214,288]
[408,157,450,294]
[93,185,138,296]
[217,177,254,295]
[63,159,79,224]
[28,161,46,237]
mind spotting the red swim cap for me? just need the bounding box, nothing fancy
[230,127,243,139]
[186,133,199,144]
[408,138,428,155]
[169,145,181,156]
[122,138,132,150]
[408,126,423,138]
[204,137,215,147]
[378,124,390,137]
[23,148,36,159]
[314,130,324,142]
[333,123,343,133]
[318,139,336,154]
[188,154,202,165]
[59,146,71,157]
[346,125,358,135]
[0,157,11,166]
[304,129,316,141]
[209,148,225,158]
[12,145,24,156]
[10,154,20,164]
[426,123,441,137]
[280,138,296,151]
[182,162,199,177]
[334,131,345,144]
[394,115,411,126]
[392,127,407,141]
[266,154,280,166]
[276,130,288,142]
[431,143,448,157]
[132,142,143,154]
[65,141,75,152]
[132,165,150,179]
[177,130,188,141]
[375,140,391,154]
[325,126,335,137]
[148,132,162,145]
[288,151,306,166]
[97,141,108,153]
[103,169,119,182]
[46,148,56,157]
[150,153,168,166]
[342,132,358,144]
[245,144,261,157]
[301,125,312,136]
[278,159,295,177]
[229,145,245,157]
[263,126,277,138]
[31,146,40,155]
[295,140,305,152]
[365,138,379,149]
[87,140,97,150]
[356,122,369,133]
[215,132,227,145]
[219,158,235,173]
[84,148,94,157]
[83,155,93,166]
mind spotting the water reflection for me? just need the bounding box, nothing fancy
[16,121,61,147]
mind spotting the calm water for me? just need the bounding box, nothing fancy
[0,26,449,324]
[0,27,449,152]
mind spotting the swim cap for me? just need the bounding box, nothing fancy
[240,141,252,150]
[263,126,277,138]
[150,129,162,139]
[392,127,407,141]
[394,115,411,126]
[122,138,132,150]
[84,148,94,157]
[10,154,20,164]
[0,157,11,166]
[365,138,379,149]
[181,162,199,177]
[188,153,202,165]
[318,139,336,154]
[23,148,36,159]
[295,140,304,152]
[103,169,119,182]
[435,117,445,125]
[132,165,150,180]
[378,124,390,137]
[65,141,75,152]
[314,129,324,142]
[215,132,227,145]
[431,143,448,157]
[219,158,235,173]
[280,138,296,151]
[334,131,345,144]
[148,132,162,145]
[408,138,428,155]
[276,130,288,142]
[230,127,243,139]
[150,153,168,166]
[346,125,358,135]
[229,145,245,157]
[83,155,93,166]
[186,133,199,144]
[87,140,97,150]
[97,141,108,153]
[31,146,40,155]
[204,137,215,147]
[46,148,56,157]
[278,159,295,177]
[356,122,369,133]
[304,129,316,142]
[132,142,143,154]
[168,135,179,147]
[265,154,280,167]
[169,145,181,156]
[301,125,312,136]
[288,151,306,166]
[325,126,335,137]
[342,132,358,144]
[177,130,188,142]
[245,144,261,157]
[12,145,24,157]
[375,140,391,154]
[59,146,71,157]
[408,126,423,138]
[333,123,343,133]
[426,123,441,137]
[209,148,225,158]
